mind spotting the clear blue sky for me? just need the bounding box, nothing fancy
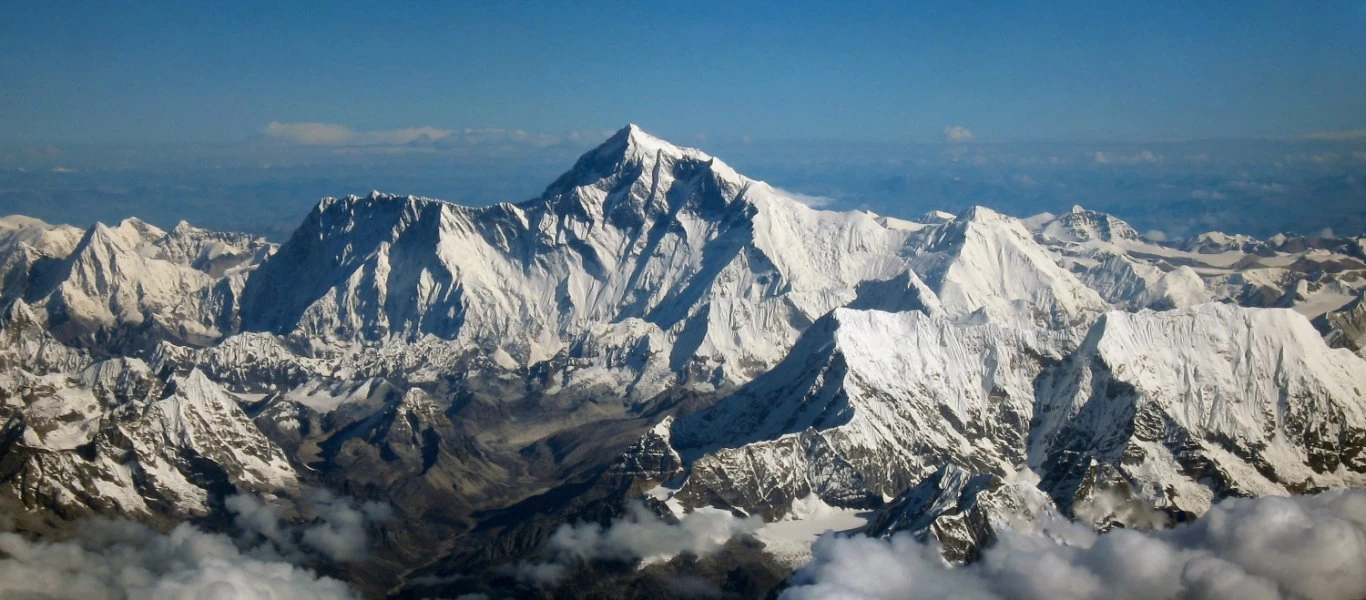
[2,0,1364,144]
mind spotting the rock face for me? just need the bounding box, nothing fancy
[669,308,1067,516]
[0,353,296,522]
[863,463,1054,562]
[1032,304,1366,514]
[0,126,1363,594]
[1316,292,1366,359]
[651,304,1366,543]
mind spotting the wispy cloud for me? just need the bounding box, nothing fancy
[262,122,565,148]
[1091,149,1162,165]
[1301,129,1366,141]
[943,126,976,143]
[774,187,838,208]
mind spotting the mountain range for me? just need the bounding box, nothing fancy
[1,125,1363,598]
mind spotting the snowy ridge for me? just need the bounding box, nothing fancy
[1028,207,1365,320]
[1033,304,1366,515]
[239,125,918,384]
[670,308,1068,515]
[658,302,1366,535]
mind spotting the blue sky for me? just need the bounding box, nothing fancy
[3,1,1365,144]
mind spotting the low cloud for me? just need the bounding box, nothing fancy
[548,503,760,565]
[1143,229,1169,242]
[229,490,393,562]
[0,519,358,599]
[782,489,1366,600]
[1224,180,1289,195]
[944,126,976,143]
[506,503,761,586]
[1301,129,1366,141]
[1091,150,1162,166]
[0,491,391,598]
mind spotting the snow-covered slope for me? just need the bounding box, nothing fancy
[667,308,1070,516]
[0,352,297,521]
[652,303,1366,532]
[1033,304,1366,516]
[1316,292,1366,358]
[904,207,1110,328]
[1029,207,1364,318]
[0,215,84,258]
[3,217,275,352]
[239,125,916,384]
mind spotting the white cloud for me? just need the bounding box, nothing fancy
[774,187,837,208]
[944,126,976,143]
[262,122,565,148]
[1143,229,1169,242]
[228,490,393,563]
[0,491,393,599]
[1092,150,1162,165]
[1302,129,1366,141]
[263,121,358,145]
[782,490,1366,600]
[1224,180,1289,195]
[1320,228,1336,239]
[547,503,760,565]
[503,503,761,587]
[0,520,359,599]
[1191,189,1227,201]
[299,490,394,562]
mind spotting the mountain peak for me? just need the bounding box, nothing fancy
[957,205,1008,224]
[539,125,744,207]
[597,123,709,165]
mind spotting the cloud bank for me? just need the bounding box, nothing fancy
[944,126,976,143]
[782,489,1366,600]
[1302,129,1366,141]
[229,489,393,562]
[0,491,392,599]
[504,503,761,586]
[1091,149,1162,165]
[0,519,358,599]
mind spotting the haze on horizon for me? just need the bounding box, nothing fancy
[1,1,1364,240]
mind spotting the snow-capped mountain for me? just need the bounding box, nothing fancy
[1029,206,1366,319]
[0,303,296,522]
[1316,292,1366,358]
[238,125,916,386]
[6,216,274,354]
[0,125,1363,597]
